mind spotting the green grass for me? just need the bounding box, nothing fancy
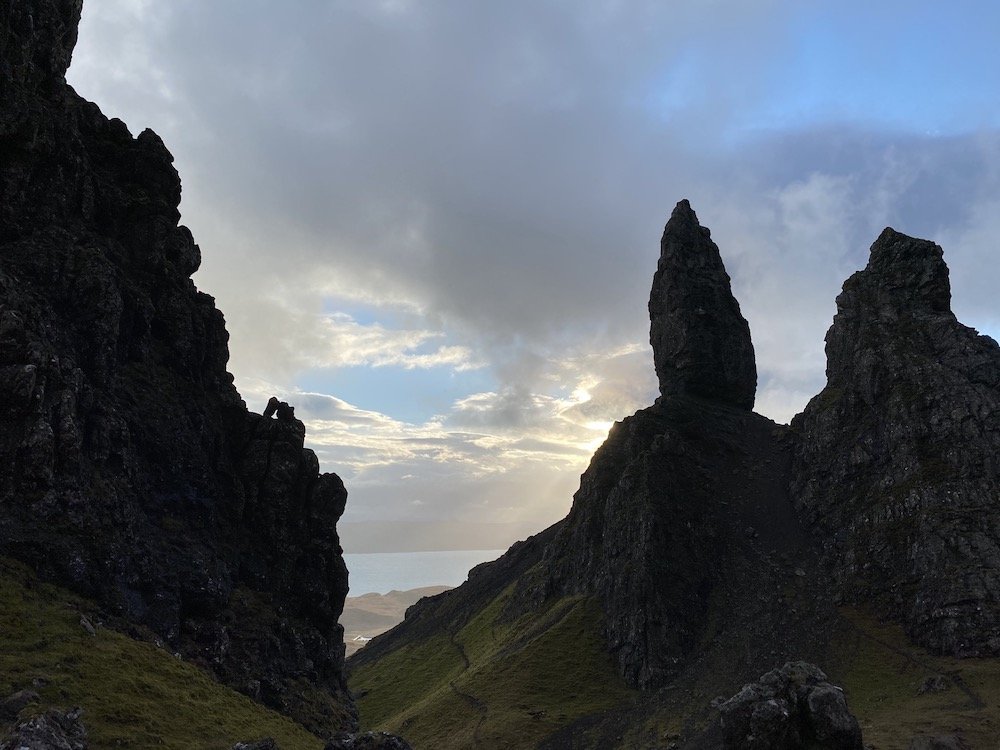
[829,608,1000,749]
[349,587,635,749]
[0,558,324,750]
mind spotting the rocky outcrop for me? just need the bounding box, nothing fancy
[344,207,1000,747]
[354,202,827,701]
[326,732,414,750]
[0,691,39,723]
[792,228,1000,657]
[0,0,352,733]
[535,398,801,689]
[649,200,756,410]
[525,202,789,689]
[713,662,863,750]
[0,707,88,750]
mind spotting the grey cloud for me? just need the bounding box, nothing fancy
[67,1,1000,545]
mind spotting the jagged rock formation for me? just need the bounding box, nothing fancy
[710,662,863,750]
[326,732,415,750]
[649,200,756,410]
[349,204,1000,748]
[536,399,802,689]
[526,203,796,689]
[792,228,1000,657]
[354,202,833,729]
[0,707,88,750]
[0,0,352,734]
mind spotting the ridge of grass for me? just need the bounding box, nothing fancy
[349,585,635,749]
[829,608,1000,750]
[0,558,324,750]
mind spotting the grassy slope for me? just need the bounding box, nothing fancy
[349,586,635,749]
[610,607,1000,750]
[352,586,1000,750]
[0,558,324,750]
[831,608,1000,749]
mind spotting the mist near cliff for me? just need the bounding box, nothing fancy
[68,0,1000,549]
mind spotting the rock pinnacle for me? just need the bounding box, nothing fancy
[648,199,757,410]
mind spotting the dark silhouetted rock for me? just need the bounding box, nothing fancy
[649,200,756,410]
[0,707,87,750]
[325,731,414,750]
[353,202,825,706]
[232,740,279,750]
[715,662,863,750]
[342,210,1000,747]
[521,202,783,689]
[535,398,799,689]
[792,228,1000,657]
[1,0,82,87]
[0,0,353,733]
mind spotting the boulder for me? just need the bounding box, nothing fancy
[325,732,414,750]
[0,707,87,750]
[717,662,863,749]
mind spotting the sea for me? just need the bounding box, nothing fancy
[344,549,506,595]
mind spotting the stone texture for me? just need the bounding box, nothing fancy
[355,202,822,701]
[0,707,87,750]
[325,732,414,750]
[535,398,797,689]
[792,228,1000,657]
[715,662,863,750]
[0,0,352,733]
[232,740,279,750]
[649,200,756,410]
[340,212,1000,747]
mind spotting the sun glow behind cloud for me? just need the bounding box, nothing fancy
[69,0,1000,549]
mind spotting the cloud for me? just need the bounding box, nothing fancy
[68,1,1000,547]
[236,340,653,532]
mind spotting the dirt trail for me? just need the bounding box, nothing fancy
[844,618,986,710]
[448,629,489,742]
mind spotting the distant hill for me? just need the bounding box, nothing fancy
[342,587,451,657]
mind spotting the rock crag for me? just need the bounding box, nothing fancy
[792,228,1000,657]
[354,202,836,735]
[526,202,797,690]
[709,662,863,750]
[0,0,353,734]
[350,203,1000,747]
[649,199,756,410]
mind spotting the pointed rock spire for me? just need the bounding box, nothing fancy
[1,0,82,87]
[845,227,951,316]
[794,227,1000,659]
[648,199,757,410]
[824,228,954,389]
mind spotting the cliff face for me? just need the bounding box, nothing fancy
[350,201,1000,748]
[792,228,1000,656]
[535,203,808,689]
[0,0,353,734]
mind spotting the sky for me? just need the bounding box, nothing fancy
[67,0,1000,552]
